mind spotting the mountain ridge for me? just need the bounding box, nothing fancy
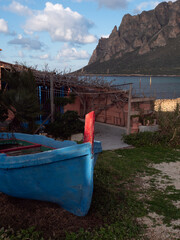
[81,0,180,75]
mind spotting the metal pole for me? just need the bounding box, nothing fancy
[50,75,54,123]
[127,84,132,135]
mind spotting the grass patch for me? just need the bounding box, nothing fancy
[146,185,180,225]
[0,146,180,239]
[66,146,180,239]
[0,227,43,240]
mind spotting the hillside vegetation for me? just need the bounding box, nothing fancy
[82,34,180,75]
[81,0,180,75]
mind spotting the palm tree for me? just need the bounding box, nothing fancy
[1,68,40,132]
[0,90,8,122]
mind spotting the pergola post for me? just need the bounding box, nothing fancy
[127,84,132,135]
[50,75,54,123]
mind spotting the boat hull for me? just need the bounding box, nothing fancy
[0,132,102,216]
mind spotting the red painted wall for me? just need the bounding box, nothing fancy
[64,95,153,133]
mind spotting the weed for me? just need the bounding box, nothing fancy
[0,226,44,240]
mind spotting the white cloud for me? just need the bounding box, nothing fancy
[98,0,127,9]
[5,1,32,16]
[18,50,25,57]
[30,53,50,60]
[56,44,90,61]
[24,2,97,44]
[0,18,9,33]
[8,35,44,50]
[74,0,128,9]
[101,34,109,38]
[134,1,160,14]
[39,54,49,60]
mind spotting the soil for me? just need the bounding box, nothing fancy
[138,161,180,240]
[0,156,179,239]
[0,190,104,239]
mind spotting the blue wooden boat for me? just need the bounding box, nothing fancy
[0,112,102,216]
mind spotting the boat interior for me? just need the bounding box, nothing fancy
[0,139,55,156]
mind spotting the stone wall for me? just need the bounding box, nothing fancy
[154,98,180,112]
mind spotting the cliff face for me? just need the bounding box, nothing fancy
[88,0,180,65]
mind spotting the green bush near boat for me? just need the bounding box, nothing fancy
[45,111,84,139]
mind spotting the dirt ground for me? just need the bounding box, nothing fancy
[138,160,180,240]
[0,187,104,239]
[0,154,179,239]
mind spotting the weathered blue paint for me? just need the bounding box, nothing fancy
[0,132,102,216]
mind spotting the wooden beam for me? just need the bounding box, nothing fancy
[34,113,51,134]
[127,84,132,135]
[50,75,54,123]
[131,97,155,103]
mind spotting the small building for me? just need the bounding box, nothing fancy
[64,89,155,133]
[0,61,155,133]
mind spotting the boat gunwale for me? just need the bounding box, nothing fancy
[0,138,56,155]
[0,132,77,149]
[0,141,93,169]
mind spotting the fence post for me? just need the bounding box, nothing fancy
[127,84,132,135]
[50,75,54,123]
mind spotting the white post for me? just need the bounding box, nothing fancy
[127,84,132,135]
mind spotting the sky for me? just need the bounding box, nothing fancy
[0,0,175,72]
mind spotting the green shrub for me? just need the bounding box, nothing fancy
[123,104,180,148]
[156,103,180,134]
[123,131,172,147]
[45,111,84,139]
[1,68,40,132]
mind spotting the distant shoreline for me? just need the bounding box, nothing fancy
[80,73,180,77]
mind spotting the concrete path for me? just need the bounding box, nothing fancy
[94,121,130,151]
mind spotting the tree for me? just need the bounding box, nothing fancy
[1,68,40,132]
[0,90,8,122]
[45,111,84,139]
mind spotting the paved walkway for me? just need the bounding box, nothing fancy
[94,121,130,151]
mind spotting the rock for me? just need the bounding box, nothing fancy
[155,2,170,26]
[139,125,159,132]
[150,32,167,48]
[139,43,151,55]
[70,133,83,142]
[133,38,143,48]
[88,0,180,65]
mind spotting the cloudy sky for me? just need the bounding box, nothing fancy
[0,0,173,71]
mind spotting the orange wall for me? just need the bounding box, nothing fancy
[64,96,81,114]
[64,95,153,132]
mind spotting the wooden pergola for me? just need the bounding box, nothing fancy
[0,61,134,133]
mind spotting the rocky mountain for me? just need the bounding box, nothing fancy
[85,0,180,75]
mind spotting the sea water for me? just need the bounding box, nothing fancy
[102,76,180,99]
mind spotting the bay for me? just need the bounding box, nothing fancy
[102,76,180,99]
